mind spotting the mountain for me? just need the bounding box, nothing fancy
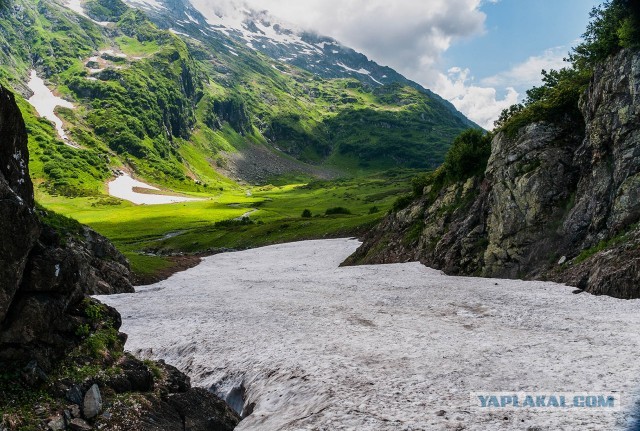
[0,0,475,198]
[346,46,640,299]
[122,0,475,128]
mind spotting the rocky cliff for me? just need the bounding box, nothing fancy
[347,49,640,299]
[0,84,133,368]
[0,85,239,430]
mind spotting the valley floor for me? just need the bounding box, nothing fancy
[98,239,640,430]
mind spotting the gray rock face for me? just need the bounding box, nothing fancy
[482,121,583,278]
[83,384,103,419]
[565,49,640,246]
[349,49,640,299]
[0,86,40,323]
[0,85,134,369]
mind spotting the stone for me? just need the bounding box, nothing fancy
[69,404,81,418]
[557,256,567,265]
[67,385,84,405]
[21,361,48,386]
[159,360,190,394]
[69,418,92,431]
[105,356,154,393]
[46,415,65,431]
[83,384,103,419]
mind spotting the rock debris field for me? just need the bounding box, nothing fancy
[99,239,640,430]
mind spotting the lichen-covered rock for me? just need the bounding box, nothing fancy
[350,49,640,299]
[83,384,103,419]
[482,121,582,278]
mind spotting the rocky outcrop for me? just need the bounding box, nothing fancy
[204,96,252,135]
[349,49,640,299]
[0,85,133,369]
[0,84,239,429]
[0,86,40,324]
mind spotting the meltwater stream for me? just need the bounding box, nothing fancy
[98,239,640,430]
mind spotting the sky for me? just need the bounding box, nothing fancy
[192,0,602,129]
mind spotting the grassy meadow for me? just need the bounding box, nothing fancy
[37,170,414,280]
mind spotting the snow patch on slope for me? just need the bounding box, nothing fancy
[108,173,203,205]
[124,0,166,10]
[61,0,110,26]
[336,62,383,84]
[27,70,78,147]
[99,239,640,431]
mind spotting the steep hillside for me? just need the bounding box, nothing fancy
[347,3,640,299]
[0,0,474,199]
[123,0,476,128]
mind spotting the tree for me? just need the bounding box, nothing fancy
[443,129,492,181]
[301,209,312,218]
[570,0,640,69]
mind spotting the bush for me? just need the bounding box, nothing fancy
[494,68,591,135]
[301,209,312,218]
[443,129,492,182]
[325,206,351,215]
[571,0,640,70]
[411,172,433,196]
[36,204,83,238]
[214,217,254,228]
[391,194,414,212]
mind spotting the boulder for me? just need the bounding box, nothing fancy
[83,384,103,419]
[69,418,92,431]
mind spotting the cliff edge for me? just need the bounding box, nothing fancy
[347,49,640,299]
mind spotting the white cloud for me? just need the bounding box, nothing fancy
[481,47,569,89]
[434,67,518,130]
[191,0,488,80]
[432,47,570,130]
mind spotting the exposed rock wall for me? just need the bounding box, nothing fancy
[0,86,40,324]
[348,49,640,299]
[0,84,239,430]
[0,85,134,369]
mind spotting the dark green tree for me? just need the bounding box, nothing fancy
[571,0,640,69]
[443,129,492,181]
